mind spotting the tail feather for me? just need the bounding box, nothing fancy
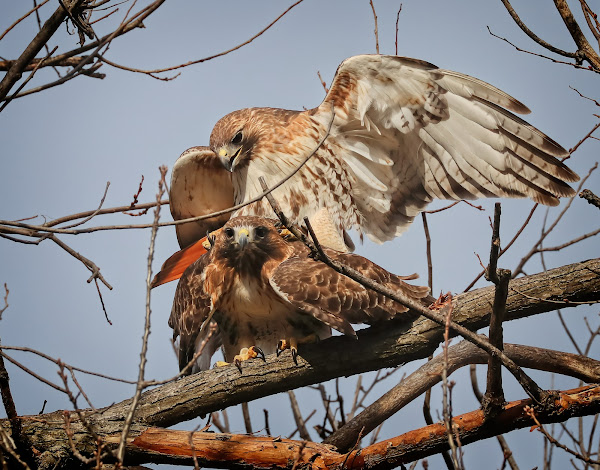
[151,237,209,288]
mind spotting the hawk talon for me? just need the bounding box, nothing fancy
[277,338,300,364]
[254,346,266,362]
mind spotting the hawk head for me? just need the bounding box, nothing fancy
[210,109,259,172]
[210,216,291,274]
[210,107,301,172]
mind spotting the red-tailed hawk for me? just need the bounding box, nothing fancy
[155,54,579,287]
[211,54,578,242]
[169,216,430,373]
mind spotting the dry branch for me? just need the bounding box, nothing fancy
[325,340,600,452]
[30,385,600,468]
[2,258,599,467]
[0,0,74,100]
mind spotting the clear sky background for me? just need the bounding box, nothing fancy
[1,1,599,468]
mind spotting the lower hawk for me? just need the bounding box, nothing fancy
[169,216,430,373]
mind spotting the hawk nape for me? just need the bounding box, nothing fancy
[169,216,430,373]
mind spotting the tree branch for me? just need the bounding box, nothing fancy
[325,340,600,451]
[0,0,75,100]
[2,258,598,467]
[26,384,600,468]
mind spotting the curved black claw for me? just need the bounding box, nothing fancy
[291,347,298,365]
[234,358,243,373]
[254,346,266,362]
[276,340,284,357]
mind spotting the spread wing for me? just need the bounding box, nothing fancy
[170,146,234,249]
[169,253,221,373]
[269,247,430,336]
[312,54,579,242]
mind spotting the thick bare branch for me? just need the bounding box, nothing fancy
[554,0,600,69]
[325,340,600,451]
[15,385,599,468]
[0,0,74,100]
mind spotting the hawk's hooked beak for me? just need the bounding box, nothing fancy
[236,228,250,249]
[217,145,242,172]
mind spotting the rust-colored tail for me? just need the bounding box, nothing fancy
[151,237,209,288]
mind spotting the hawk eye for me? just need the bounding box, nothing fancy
[254,226,268,238]
[224,227,235,238]
[231,131,243,145]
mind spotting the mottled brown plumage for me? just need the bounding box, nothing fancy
[169,216,429,373]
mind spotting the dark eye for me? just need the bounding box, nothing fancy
[254,226,267,238]
[231,131,243,145]
[224,227,235,238]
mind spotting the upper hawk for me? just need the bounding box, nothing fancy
[209,54,578,248]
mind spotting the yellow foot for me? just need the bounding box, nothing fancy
[215,346,266,372]
[277,334,320,364]
[233,346,266,372]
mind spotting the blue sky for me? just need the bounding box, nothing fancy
[1,1,599,468]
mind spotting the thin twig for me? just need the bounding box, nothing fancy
[60,182,110,229]
[0,45,58,113]
[537,227,600,252]
[441,303,461,469]
[368,0,379,54]
[526,406,600,465]
[45,199,169,228]
[0,284,8,319]
[95,0,306,76]
[0,0,51,42]
[512,163,598,278]
[395,3,403,55]
[421,213,433,292]
[241,402,253,434]
[465,204,537,292]
[0,345,137,384]
[116,166,167,463]
[1,0,167,102]
[49,234,112,289]
[288,390,311,441]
